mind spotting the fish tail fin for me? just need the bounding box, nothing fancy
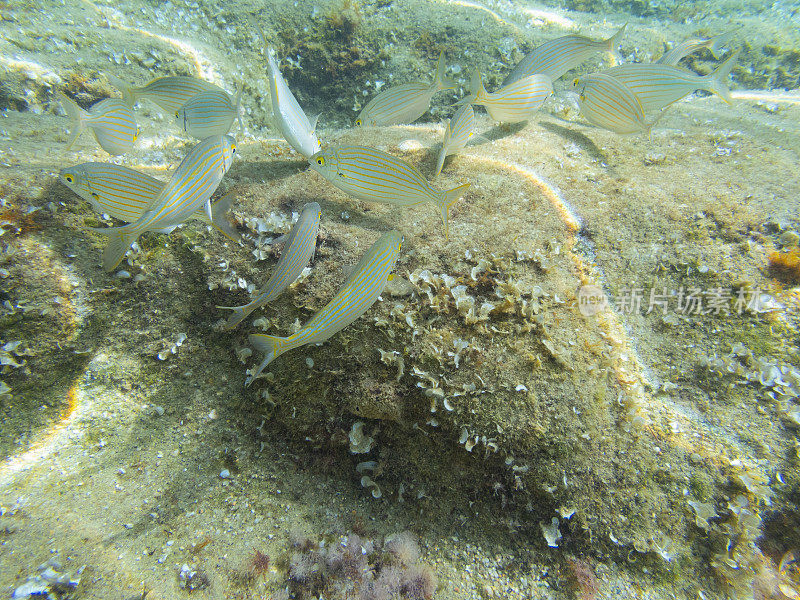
[59,92,86,150]
[89,223,140,272]
[106,73,136,105]
[437,182,470,240]
[705,49,739,105]
[433,51,455,91]
[246,333,290,386]
[465,70,485,104]
[707,29,736,59]
[607,23,627,65]
[210,190,240,241]
[216,302,252,329]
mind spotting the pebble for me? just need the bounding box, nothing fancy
[220,469,231,479]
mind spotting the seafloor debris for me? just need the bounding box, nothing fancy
[11,557,85,600]
[287,530,437,600]
[178,563,210,592]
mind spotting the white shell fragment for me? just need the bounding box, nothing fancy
[349,421,375,454]
[540,517,562,547]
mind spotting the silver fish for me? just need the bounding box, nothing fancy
[218,202,321,328]
[267,50,321,158]
[175,88,242,138]
[59,93,139,155]
[574,73,651,135]
[503,24,626,86]
[247,230,402,385]
[308,145,469,239]
[435,104,475,177]
[59,162,238,240]
[356,52,454,127]
[91,135,237,271]
[602,50,739,113]
[467,71,553,123]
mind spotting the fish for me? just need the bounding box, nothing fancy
[466,71,553,123]
[266,49,322,158]
[59,93,139,156]
[435,103,475,177]
[107,74,222,113]
[308,145,470,239]
[657,30,735,66]
[246,230,402,385]
[217,202,321,328]
[601,50,740,113]
[90,135,237,271]
[59,162,238,240]
[502,24,626,87]
[175,88,242,139]
[573,73,653,135]
[356,52,455,127]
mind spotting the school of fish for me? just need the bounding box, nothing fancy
[56,27,739,385]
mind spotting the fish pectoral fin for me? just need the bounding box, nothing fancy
[309,113,322,132]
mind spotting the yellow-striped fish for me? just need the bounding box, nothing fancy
[107,74,221,113]
[175,88,242,139]
[59,162,238,240]
[603,50,739,112]
[467,71,553,123]
[435,104,475,177]
[502,24,626,86]
[246,230,402,384]
[218,202,321,328]
[59,93,139,156]
[308,145,469,239]
[657,30,734,66]
[267,50,321,158]
[91,135,237,271]
[574,73,651,135]
[356,52,454,127]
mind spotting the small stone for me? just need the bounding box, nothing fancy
[220,469,231,479]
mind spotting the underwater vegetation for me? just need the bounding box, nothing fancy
[1,0,800,598]
[286,530,437,600]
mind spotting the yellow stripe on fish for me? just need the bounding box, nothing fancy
[502,24,626,86]
[90,135,237,271]
[308,145,469,239]
[602,50,739,112]
[657,30,735,66]
[435,104,475,177]
[356,52,454,127]
[574,73,651,135]
[175,88,242,139]
[267,50,321,158]
[218,202,321,328]
[246,230,402,385]
[59,162,238,239]
[467,71,553,123]
[107,74,222,113]
[59,94,139,156]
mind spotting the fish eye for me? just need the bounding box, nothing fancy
[355,119,362,126]
[232,145,237,153]
[316,157,325,166]
[573,78,580,88]
[91,193,100,200]
[175,111,180,118]
[64,174,74,183]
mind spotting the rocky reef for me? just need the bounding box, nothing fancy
[1,0,799,599]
